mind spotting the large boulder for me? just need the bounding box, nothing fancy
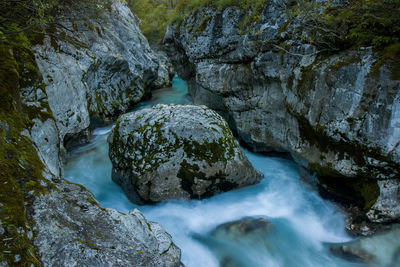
[108,104,262,203]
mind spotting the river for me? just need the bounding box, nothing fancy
[63,76,370,267]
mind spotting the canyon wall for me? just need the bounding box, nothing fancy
[163,2,400,224]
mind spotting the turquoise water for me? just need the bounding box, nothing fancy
[63,77,369,267]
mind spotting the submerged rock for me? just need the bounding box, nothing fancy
[329,225,400,266]
[108,104,262,203]
[199,217,275,267]
[212,217,274,242]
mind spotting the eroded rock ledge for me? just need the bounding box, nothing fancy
[108,104,263,203]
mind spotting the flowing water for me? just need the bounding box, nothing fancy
[64,76,373,267]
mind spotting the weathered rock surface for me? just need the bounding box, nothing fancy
[108,104,262,202]
[33,0,168,150]
[1,0,182,266]
[152,48,176,89]
[32,173,181,267]
[163,2,400,222]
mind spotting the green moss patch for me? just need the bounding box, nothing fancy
[371,43,400,79]
[0,39,52,266]
[177,159,237,199]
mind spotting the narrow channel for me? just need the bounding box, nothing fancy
[63,76,368,267]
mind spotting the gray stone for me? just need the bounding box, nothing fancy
[151,49,175,89]
[84,55,146,122]
[108,104,262,202]
[164,1,400,222]
[33,177,181,267]
[29,119,61,176]
[367,179,400,223]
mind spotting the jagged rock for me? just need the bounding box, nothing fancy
[84,55,147,122]
[151,49,175,89]
[29,119,61,176]
[32,173,181,266]
[164,2,400,222]
[33,0,166,150]
[108,104,262,203]
[367,179,400,223]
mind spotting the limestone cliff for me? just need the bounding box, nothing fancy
[0,0,181,265]
[163,2,400,225]
[33,0,172,151]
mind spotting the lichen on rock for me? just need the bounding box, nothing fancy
[108,104,262,203]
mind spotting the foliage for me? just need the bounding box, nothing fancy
[287,0,400,51]
[0,0,111,47]
[127,0,268,44]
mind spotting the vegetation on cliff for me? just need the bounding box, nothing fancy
[0,0,111,265]
[0,36,48,265]
[128,0,400,52]
[127,0,267,43]
[287,0,400,51]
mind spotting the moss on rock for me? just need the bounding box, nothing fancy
[108,104,262,203]
[0,42,52,265]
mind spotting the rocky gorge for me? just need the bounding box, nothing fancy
[163,0,400,228]
[1,0,400,266]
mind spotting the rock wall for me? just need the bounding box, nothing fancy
[33,0,171,151]
[0,0,181,266]
[163,3,400,223]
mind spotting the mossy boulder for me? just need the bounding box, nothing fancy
[108,104,262,203]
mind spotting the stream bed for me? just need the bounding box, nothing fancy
[63,77,373,267]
